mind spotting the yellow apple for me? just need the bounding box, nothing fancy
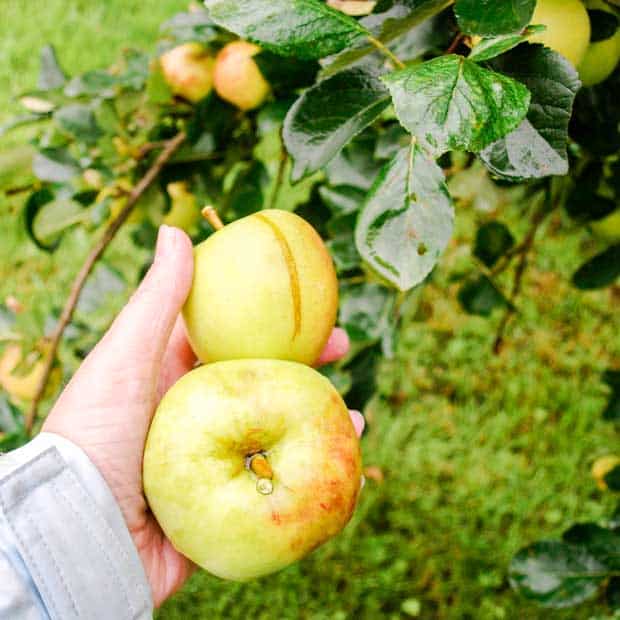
[143,359,362,581]
[213,41,270,111]
[183,209,338,365]
[591,454,620,490]
[590,208,620,242]
[578,0,620,86]
[0,344,49,402]
[529,0,591,67]
[163,182,201,233]
[160,43,216,103]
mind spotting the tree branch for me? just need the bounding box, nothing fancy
[24,131,186,435]
[493,196,553,354]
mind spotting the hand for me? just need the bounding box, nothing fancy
[43,225,364,607]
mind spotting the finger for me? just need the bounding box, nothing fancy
[349,409,365,437]
[158,316,197,399]
[315,327,349,366]
[102,225,194,371]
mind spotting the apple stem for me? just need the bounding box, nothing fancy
[201,205,224,231]
[248,453,273,479]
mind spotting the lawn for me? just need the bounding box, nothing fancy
[1,3,618,619]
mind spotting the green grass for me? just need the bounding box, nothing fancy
[1,3,619,619]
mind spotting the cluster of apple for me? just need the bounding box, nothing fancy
[142,210,363,581]
[160,39,269,111]
[524,0,620,86]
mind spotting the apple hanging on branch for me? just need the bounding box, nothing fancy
[160,42,216,103]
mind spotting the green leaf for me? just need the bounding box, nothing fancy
[55,104,103,144]
[37,45,66,91]
[474,221,515,267]
[64,70,117,98]
[32,198,85,243]
[0,114,48,138]
[319,185,366,217]
[468,32,530,62]
[160,10,219,42]
[283,68,390,181]
[604,466,620,492]
[603,393,620,422]
[572,245,620,290]
[204,0,366,59]
[510,541,607,608]
[23,188,58,252]
[327,233,361,272]
[382,55,530,157]
[458,275,508,316]
[325,133,383,190]
[322,1,453,77]
[355,143,454,291]
[563,523,620,570]
[455,0,536,36]
[254,52,319,93]
[481,45,581,181]
[339,282,394,345]
[32,148,81,183]
[603,370,620,390]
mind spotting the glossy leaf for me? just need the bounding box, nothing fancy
[382,55,530,157]
[204,0,366,59]
[355,143,454,291]
[339,282,394,345]
[55,104,103,144]
[319,185,366,217]
[510,541,606,608]
[572,245,620,290]
[481,45,581,181]
[563,523,620,570]
[325,133,383,190]
[33,198,85,243]
[37,45,66,91]
[458,275,508,316]
[327,234,361,272]
[32,148,81,183]
[283,68,390,181]
[474,221,515,267]
[160,10,219,42]
[468,30,538,62]
[455,0,536,36]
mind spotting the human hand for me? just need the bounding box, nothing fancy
[43,225,364,606]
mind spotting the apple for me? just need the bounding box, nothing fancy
[578,0,620,86]
[143,359,362,581]
[183,209,338,365]
[163,181,201,233]
[591,454,620,490]
[0,344,50,402]
[590,208,620,242]
[529,0,591,67]
[160,43,215,103]
[213,41,270,111]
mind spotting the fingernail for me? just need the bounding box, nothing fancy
[156,225,176,258]
[360,475,366,489]
[350,409,365,435]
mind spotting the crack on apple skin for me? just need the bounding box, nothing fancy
[254,213,302,340]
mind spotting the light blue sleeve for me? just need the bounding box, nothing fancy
[0,432,153,619]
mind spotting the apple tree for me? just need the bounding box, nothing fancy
[0,0,619,611]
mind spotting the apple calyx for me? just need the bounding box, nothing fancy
[246,452,274,495]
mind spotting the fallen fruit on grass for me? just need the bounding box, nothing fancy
[529,0,591,67]
[183,209,338,365]
[592,455,620,490]
[213,41,270,111]
[143,359,362,581]
[160,43,215,103]
[0,343,51,401]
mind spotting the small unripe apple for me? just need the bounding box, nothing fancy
[578,0,620,86]
[183,209,338,365]
[143,359,362,581]
[163,182,200,233]
[0,344,54,402]
[590,209,620,242]
[160,43,215,103]
[592,455,620,490]
[213,41,270,111]
[529,0,591,67]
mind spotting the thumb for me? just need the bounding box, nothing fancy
[102,225,194,368]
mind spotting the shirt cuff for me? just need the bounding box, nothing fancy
[0,432,153,619]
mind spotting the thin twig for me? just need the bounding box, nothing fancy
[493,196,553,354]
[366,35,406,69]
[269,141,288,210]
[24,131,186,435]
[445,33,464,55]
